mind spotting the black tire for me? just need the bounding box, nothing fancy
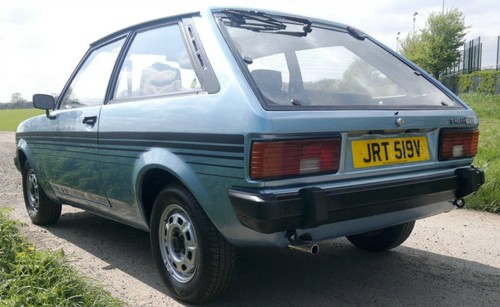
[22,161,61,225]
[150,183,237,303]
[346,221,415,252]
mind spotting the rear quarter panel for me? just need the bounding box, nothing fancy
[98,86,272,238]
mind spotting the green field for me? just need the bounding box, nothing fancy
[1,97,498,213]
[0,109,44,131]
[460,94,500,213]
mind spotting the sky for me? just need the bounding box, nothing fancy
[1,0,500,103]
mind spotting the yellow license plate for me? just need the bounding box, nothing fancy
[352,136,429,168]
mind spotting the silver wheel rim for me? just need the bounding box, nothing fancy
[159,204,198,283]
[26,169,40,211]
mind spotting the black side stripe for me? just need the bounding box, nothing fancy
[19,131,244,153]
[99,132,244,144]
[99,132,244,153]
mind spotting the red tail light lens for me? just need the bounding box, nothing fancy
[439,129,479,161]
[250,138,341,180]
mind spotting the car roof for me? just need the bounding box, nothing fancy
[90,7,352,48]
[90,11,199,47]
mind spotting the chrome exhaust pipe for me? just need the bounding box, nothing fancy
[288,243,319,255]
[453,198,465,208]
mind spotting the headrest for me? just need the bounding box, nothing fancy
[251,69,283,92]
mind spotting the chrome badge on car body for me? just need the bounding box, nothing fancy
[395,117,405,127]
[450,117,475,125]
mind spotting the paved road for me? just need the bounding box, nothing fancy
[1,131,499,306]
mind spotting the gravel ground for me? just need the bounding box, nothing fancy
[1,130,500,306]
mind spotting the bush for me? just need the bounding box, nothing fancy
[440,74,460,93]
[458,71,500,95]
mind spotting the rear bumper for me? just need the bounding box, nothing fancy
[229,166,484,234]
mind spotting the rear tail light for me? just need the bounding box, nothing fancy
[439,129,479,160]
[250,138,341,180]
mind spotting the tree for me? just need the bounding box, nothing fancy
[400,8,469,79]
[399,33,428,66]
[10,92,27,104]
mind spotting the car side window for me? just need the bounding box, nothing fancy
[59,39,125,109]
[114,24,201,100]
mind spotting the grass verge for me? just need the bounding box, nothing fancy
[460,93,500,213]
[0,208,123,306]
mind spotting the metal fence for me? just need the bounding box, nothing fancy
[445,36,500,75]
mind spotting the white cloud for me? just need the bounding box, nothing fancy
[1,0,499,102]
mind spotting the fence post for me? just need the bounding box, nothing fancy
[497,35,500,71]
[478,37,482,71]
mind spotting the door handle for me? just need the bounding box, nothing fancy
[82,116,97,125]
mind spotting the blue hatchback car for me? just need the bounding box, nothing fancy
[15,7,484,303]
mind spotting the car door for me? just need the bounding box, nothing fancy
[38,38,126,208]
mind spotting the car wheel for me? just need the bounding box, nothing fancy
[150,183,237,303]
[346,221,415,252]
[22,161,61,225]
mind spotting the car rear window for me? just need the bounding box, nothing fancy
[216,10,461,110]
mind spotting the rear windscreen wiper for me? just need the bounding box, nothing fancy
[221,9,312,36]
